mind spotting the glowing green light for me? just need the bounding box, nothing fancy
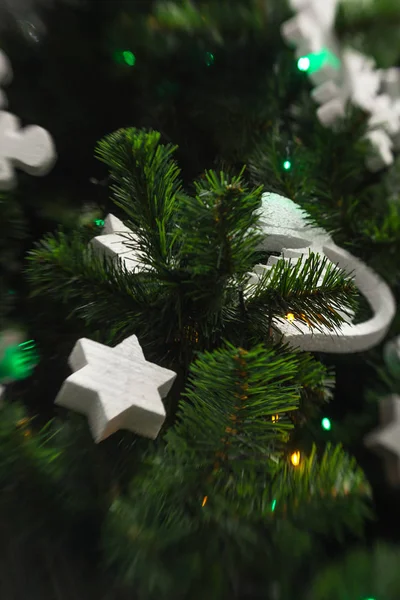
[297,49,340,75]
[0,340,38,382]
[283,160,292,170]
[271,499,277,512]
[94,219,105,227]
[297,56,310,72]
[205,52,214,66]
[321,417,332,431]
[122,50,136,66]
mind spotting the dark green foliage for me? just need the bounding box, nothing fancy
[309,543,400,600]
[0,193,26,325]
[2,0,400,597]
[336,0,400,67]
[103,345,370,599]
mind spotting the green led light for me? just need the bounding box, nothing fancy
[205,52,215,66]
[122,50,136,66]
[283,160,292,170]
[297,49,340,75]
[321,417,331,431]
[271,499,277,512]
[94,219,105,227]
[0,340,38,382]
[297,56,310,72]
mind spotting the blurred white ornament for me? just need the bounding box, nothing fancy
[55,334,177,442]
[0,49,56,189]
[365,394,400,486]
[365,129,394,171]
[281,0,400,171]
[0,112,56,189]
[249,193,395,353]
[282,0,339,58]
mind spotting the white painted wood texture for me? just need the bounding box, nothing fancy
[55,335,177,442]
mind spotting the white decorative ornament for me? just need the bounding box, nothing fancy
[250,193,396,353]
[90,214,143,272]
[55,334,176,442]
[365,394,400,486]
[281,1,400,171]
[0,49,56,190]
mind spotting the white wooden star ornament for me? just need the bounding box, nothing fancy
[281,0,400,171]
[90,213,142,272]
[0,48,56,189]
[248,193,396,353]
[365,395,400,486]
[55,334,177,442]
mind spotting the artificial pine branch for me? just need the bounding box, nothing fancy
[271,444,371,537]
[247,252,358,332]
[101,344,370,597]
[95,128,183,271]
[177,169,263,299]
[26,229,164,346]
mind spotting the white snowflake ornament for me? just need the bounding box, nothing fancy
[250,193,396,353]
[281,1,400,171]
[55,334,177,442]
[281,0,339,60]
[0,49,56,189]
[365,395,400,486]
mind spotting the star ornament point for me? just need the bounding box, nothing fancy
[55,335,176,442]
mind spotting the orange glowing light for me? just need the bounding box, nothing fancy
[290,451,301,466]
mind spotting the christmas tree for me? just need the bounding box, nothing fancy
[1,1,400,599]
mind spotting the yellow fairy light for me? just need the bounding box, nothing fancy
[271,414,279,423]
[290,451,301,467]
[202,496,208,507]
[286,313,295,323]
